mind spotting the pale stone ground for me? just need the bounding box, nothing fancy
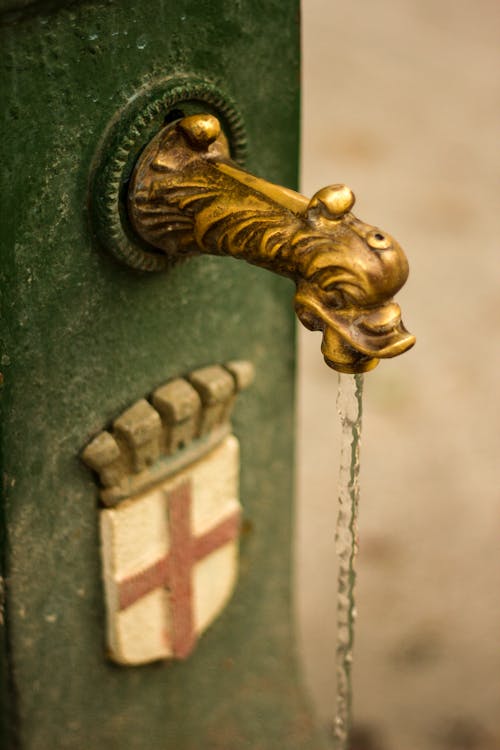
[296,1,500,748]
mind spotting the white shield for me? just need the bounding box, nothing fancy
[101,436,240,665]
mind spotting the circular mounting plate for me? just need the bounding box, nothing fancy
[90,77,247,272]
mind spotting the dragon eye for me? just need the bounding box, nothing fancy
[367,230,392,250]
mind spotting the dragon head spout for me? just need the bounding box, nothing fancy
[128,115,415,374]
[293,185,415,373]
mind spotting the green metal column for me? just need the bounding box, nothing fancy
[0,2,330,748]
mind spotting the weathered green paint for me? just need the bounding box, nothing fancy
[0,2,331,748]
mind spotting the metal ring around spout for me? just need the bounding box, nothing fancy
[89,77,247,271]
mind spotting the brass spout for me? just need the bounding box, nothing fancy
[128,114,415,373]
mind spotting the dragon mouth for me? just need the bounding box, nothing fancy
[295,295,416,373]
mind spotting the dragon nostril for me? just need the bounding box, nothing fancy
[367,229,392,250]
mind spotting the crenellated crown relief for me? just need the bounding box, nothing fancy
[82,361,254,507]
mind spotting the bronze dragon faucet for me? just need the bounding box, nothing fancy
[128,113,415,373]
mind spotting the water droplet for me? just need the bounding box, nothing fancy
[88,33,99,41]
[136,34,147,50]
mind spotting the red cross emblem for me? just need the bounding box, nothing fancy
[117,480,240,659]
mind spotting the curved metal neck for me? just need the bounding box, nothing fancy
[129,118,311,277]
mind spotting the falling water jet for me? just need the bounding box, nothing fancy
[334,373,363,749]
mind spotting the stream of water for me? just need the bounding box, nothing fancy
[333,373,364,749]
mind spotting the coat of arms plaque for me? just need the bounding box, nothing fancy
[82,361,254,665]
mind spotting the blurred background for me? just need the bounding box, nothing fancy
[296,1,500,748]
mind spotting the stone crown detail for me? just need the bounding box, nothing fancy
[82,361,254,506]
